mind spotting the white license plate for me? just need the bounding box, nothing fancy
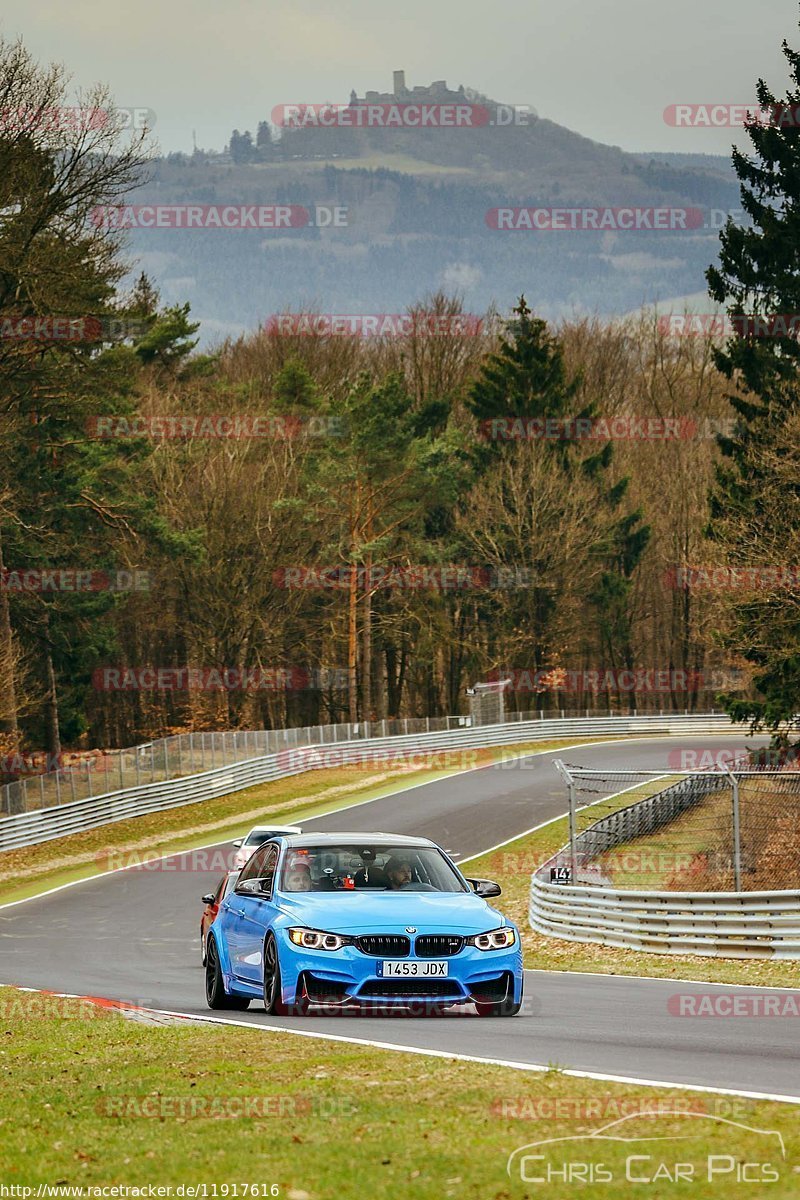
[378,960,448,977]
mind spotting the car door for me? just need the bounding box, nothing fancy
[227,844,279,985]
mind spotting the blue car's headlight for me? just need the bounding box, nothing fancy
[467,927,516,951]
[288,927,353,951]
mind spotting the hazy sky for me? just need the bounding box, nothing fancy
[8,0,800,155]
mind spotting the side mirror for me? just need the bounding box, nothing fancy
[234,878,262,896]
[201,893,215,905]
[235,877,274,897]
[466,877,502,898]
[231,839,242,849]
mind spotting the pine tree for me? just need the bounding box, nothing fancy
[466,298,649,701]
[705,33,800,740]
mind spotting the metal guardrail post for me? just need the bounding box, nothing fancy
[553,760,579,883]
[568,776,579,882]
[726,767,743,892]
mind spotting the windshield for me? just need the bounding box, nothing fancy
[244,831,271,846]
[278,843,468,894]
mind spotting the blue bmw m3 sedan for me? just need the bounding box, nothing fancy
[205,832,523,1016]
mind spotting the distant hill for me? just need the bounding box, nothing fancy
[119,75,740,343]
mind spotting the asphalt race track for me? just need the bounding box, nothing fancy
[3,735,799,1101]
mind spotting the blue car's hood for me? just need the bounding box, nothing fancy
[274,890,509,934]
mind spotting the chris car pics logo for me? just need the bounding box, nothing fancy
[506,1112,785,1186]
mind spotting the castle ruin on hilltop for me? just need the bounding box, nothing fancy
[349,71,469,107]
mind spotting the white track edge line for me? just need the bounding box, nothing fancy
[2,983,798,1107]
[146,1006,800,1107]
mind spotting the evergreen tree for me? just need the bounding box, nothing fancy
[705,33,800,740]
[228,130,256,163]
[466,298,649,701]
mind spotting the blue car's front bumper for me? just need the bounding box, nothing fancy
[270,929,523,1008]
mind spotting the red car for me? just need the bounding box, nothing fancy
[200,871,239,965]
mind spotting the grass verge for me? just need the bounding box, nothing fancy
[0,740,599,907]
[465,816,800,989]
[0,988,797,1197]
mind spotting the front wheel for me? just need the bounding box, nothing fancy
[473,980,522,1017]
[263,933,290,1015]
[205,935,250,1011]
[475,997,522,1017]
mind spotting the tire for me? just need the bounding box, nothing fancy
[473,978,522,1018]
[475,997,522,1017]
[205,935,251,1011]
[262,933,290,1016]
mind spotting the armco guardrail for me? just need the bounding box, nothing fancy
[530,771,800,959]
[529,879,800,959]
[0,706,723,818]
[574,773,730,862]
[0,712,735,853]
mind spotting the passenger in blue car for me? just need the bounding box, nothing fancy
[284,861,313,892]
[353,849,389,888]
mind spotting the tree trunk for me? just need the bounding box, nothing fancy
[374,635,386,721]
[43,608,61,759]
[362,548,373,721]
[348,561,358,724]
[0,530,19,753]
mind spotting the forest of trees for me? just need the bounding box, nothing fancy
[1,31,800,768]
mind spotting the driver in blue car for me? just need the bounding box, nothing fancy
[385,856,412,889]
